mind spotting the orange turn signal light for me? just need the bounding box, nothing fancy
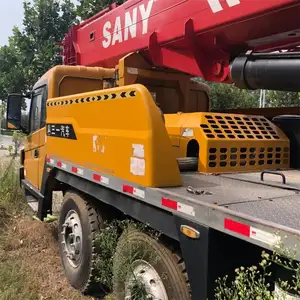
[180,225,200,239]
[7,122,16,129]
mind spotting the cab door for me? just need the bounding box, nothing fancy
[24,86,47,190]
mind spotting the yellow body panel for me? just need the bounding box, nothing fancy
[46,84,182,188]
[24,131,41,188]
[165,112,290,174]
[24,65,116,190]
[39,65,115,98]
[24,128,47,189]
[38,128,47,189]
[117,53,211,114]
[165,113,202,158]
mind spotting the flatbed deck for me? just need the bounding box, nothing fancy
[223,171,300,231]
[162,171,300,230]
[48,155,300,258]
[155,170,300,255]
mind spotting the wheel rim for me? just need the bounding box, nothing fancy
[125,259,168,300]
[61,210,83,268]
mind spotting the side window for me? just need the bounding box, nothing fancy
[30,86,47,133]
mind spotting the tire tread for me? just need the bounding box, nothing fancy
[113,229,191,299]
[83,200,103,295]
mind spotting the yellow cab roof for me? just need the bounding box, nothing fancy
[33,65,115,90]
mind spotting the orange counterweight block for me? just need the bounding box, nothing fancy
[165,112,290,174]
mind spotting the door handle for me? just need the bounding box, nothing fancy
[34,149,39,158]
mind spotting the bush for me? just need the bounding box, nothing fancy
[93,220,159,299]
[10,131,25,157]
[215,246,300,300]
[8,145,13,156]
[215,252,273,300]
[0,159,25,222]
[0,130,13,136]
[93,220,120,293]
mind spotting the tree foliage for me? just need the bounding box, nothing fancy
[0,0,76,101]
[77,0,127,20]
[18,0,76,87]
[208,82,260,110]
[0,43,26,100]
[266,91,300,107]
[194,78,260,110]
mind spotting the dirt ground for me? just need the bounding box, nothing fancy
[0,216,91,300]
[0,149,10,160]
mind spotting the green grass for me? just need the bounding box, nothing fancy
[0,260,39,300]
[0,159,25,216]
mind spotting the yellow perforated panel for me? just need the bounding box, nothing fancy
[198,113,290,173]
[201,114,283,140]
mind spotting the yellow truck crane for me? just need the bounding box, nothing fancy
[6,1,300,299]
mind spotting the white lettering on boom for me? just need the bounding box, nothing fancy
[102,0,154,49]
[206,0,241,13]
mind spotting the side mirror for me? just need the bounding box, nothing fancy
[7,94,23,130]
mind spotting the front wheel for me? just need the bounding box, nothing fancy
[113,230,190,300]
[58,191,103,296]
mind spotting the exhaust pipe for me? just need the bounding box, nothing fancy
[230,51,300,92]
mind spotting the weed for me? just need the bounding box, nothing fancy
[9,131,24,157]
[93,220,160,299]
[215,252,273,300]
[215,243,300,300]
[104,295,116,300]
[93,220,120,293]
[7,145,13,156]
[113,224,160,300]
[0,159,25,219]
[128,278,149,300]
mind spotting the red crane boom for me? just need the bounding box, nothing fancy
[63,0,300,85]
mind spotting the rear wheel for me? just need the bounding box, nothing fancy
[58,191,104,296]
[113,230,190,300]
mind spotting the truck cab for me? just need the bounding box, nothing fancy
[9,65,115,191]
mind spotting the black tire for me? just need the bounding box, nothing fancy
[58,191,104,296]
[177,157,198,172]
[113,230,190,300]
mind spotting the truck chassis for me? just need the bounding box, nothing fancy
[20,152,300,299]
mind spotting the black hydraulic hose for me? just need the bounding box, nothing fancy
[230,52,300,92]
